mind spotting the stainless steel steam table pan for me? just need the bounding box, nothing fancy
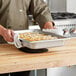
[14,29,67,49]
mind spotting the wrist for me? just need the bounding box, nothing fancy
[0,25,6,36]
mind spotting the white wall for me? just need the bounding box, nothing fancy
[67,0,76,13]
[48,0,76,13]
[48,0,66,12]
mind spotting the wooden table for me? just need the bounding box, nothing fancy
[0,38,76,74]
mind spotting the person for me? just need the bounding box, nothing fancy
[0,0,54,76]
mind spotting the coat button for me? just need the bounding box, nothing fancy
[19,9,23,13]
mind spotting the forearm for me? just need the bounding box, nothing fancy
[29,0,53,29]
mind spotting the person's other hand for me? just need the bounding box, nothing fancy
[0,25,14,42]
[43,22,55,29]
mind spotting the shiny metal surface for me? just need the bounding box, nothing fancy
[14,29,67,49]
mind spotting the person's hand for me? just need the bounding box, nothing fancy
[43,22,55,29]
[0,25,14,42]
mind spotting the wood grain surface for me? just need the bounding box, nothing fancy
[0,38,76,74]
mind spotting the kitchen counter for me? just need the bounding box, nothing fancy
[0,38,76,74]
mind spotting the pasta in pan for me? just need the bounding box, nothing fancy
[19,32,57,41]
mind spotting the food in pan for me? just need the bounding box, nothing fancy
[19,32,57,41]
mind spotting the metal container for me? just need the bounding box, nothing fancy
[14,29,67,49]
